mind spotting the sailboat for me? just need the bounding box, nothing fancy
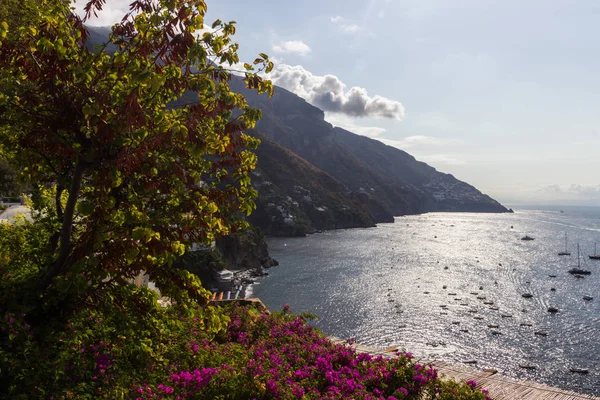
[568,244,591,275]
[589,243,600,260]
[558,233,571,256]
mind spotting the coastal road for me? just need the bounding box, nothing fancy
[0,205,31,223]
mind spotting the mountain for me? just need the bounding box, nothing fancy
[176,73,510,236]
[248,135,378,236]
[85,28,510,237]
[227,79,510,226]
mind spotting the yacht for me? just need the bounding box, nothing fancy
[558,233,571,256]
[568,244,591,275]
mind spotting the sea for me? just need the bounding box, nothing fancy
[251,206,600,395]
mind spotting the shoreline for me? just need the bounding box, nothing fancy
[206,296,600,399]
[253,211,600,396]
[328,336,600,399]
[260,209,516,239]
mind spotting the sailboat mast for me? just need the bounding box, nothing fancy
[565,233,568,252]
[577,243,581,267]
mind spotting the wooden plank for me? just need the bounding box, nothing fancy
[330,338,599,400]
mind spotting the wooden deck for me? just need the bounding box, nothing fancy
[328,337,599,400]
[208,296,270,312]
[430,360,598,400]
[204,299,597,399]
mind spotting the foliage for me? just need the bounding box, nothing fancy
[0,0,273,322]
[0,217,56,312]
[0,157,21,197]
[0,285,230,399]
[0,303,490,399]
[0,2,492,400]
[174,248,225,287]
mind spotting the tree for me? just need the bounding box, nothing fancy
[0,0,273,322]
[0,157,20,198]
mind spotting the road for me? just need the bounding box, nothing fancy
[0,205,31,223]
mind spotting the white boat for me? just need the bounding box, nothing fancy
[558,233,571,256]
[215,269,234,283]
[568,244,591,275]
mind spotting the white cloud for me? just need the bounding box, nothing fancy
[340,24,362,33]
[376,138,465,164]
[270,64,405,119]
[534,184,600,205]
[569,184,600,195]
[543,184,562,193]
[390,135,456,148]
[410,153,466,165]
[74,0,128,26]
[542,184,600,197]
[325,113,387,138]
[272,41,311,56]
[330,16,364,34]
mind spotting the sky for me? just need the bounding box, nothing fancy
[76,0,600,206]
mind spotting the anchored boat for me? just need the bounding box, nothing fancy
[568,244,591,275]
[558,233,571,256]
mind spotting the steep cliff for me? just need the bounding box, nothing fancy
[87,28,510,238]
[228,78,509,217]
[249,136,378,236]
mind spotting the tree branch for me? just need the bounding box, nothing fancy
[39,156,85,290]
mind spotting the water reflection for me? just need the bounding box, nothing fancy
[253,211,600,395]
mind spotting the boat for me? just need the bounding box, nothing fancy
[588,242,600,260]
[558,233,571,256]
[521,235,535,241]
[519,364,536,370]
[568,244,591,275]
[214,269,234,283]
[570,368,589,374]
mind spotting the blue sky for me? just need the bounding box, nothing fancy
[77,0,600,206]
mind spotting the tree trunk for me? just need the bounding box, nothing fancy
[55,184,64,219]
[39,156,85,289]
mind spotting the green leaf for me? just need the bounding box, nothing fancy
[133,71,151,83]
[124,247,139,264]
[76,201,94,216]
[82,104,94,117]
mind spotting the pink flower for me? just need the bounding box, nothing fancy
[466,379,477,388]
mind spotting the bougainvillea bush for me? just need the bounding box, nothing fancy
[1,296,491,399]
